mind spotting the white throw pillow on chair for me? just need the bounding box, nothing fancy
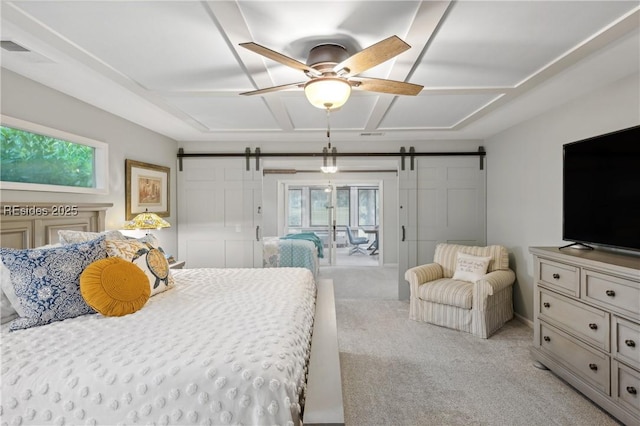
[452,252,491,282]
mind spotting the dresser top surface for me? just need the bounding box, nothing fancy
[530,246,640,275]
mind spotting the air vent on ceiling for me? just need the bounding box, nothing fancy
[1,41,30,52]
[360,132,385,137]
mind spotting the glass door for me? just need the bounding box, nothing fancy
[310,185,335,265]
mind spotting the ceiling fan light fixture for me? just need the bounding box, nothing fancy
[304,78,351,110]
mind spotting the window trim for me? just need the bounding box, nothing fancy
[1,115,109,194]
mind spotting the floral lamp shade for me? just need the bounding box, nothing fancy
[123,210,170,230]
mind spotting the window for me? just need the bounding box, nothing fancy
[286,184,377,230]
[0,115,108,194]
[310,188,330,226]
[358,188,379,226]
[288,189,302,227]
[335,188,350,226]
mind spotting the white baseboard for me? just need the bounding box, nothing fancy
[514,312,533,328]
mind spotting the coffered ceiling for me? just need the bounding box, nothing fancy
[1,1,638,144]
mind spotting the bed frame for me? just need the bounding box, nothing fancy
[0,202,344,425]
[0,202,111,249]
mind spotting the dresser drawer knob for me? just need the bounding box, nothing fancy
[627,386,637,395]
[543,336,551,342]
[588,323,598,330]
[589,363,598,371]
[552,273,560,280]
[543,302,550,308]
[605,290,616,297]
[625,339,636,348]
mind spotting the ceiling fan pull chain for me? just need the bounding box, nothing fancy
[326,108,332,148]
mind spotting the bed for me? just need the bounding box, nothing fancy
[0,203,343,426]
[263,235,320,279]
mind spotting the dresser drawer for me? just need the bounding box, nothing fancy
[612,360,640,420]
[538,288,609,351]
[539,323,610,395]
[613,316,640,371]
[582,269,640,321]
[538,258,580,296]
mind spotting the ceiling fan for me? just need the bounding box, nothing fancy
[239,35,423,110]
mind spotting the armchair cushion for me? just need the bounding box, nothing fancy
[416,278,473,309]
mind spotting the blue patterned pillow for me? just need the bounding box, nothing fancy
[0,236,107,331]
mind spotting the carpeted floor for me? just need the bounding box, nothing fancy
[319,265,621,426]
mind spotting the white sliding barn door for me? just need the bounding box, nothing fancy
[178,158,262,268]
[398,156,486,299]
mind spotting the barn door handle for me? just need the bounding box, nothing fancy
[256,226,260,241]
[402,225,406,242]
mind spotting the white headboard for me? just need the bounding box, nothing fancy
[0,203,112,249]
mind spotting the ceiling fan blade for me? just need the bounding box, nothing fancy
[240,82,306,96]
[240,42,322,77]
[351,77,423,96]
[334,35,410,77]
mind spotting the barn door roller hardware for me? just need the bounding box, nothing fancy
[177,146,486,172]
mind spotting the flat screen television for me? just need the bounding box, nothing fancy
[563,125,640,252]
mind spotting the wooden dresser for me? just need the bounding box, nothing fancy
[530,247,640,425]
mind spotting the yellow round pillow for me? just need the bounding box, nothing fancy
[80,257,150,317]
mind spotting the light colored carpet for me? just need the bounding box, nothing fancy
[318,265,620,426]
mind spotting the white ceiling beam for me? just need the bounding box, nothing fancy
[453,6,640,130]
[203,1,294,132]
[365,0,453,131]
[1,1,211,134]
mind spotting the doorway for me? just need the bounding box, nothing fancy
[283,181,382,267]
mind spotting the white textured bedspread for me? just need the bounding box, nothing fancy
[1,267,316,426]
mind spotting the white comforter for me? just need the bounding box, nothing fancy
[1,267,316,426]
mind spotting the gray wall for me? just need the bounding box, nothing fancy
[1,69,179,255]
[485,72,640,322]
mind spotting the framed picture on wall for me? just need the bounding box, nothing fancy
[125,159,170,220]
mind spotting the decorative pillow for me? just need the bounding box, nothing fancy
[452,252,492,283]
[106,235,174,296]
[58,229,126,245]
[0,237,107,331]
[1,264,18,324]
[80,257,150,317]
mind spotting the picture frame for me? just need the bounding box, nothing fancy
[125,159,170,220]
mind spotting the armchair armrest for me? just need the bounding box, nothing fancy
[473,269,516,310]
[405,263,444,296]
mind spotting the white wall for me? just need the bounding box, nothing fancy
[1,69,179,255]
[485,72,640,322]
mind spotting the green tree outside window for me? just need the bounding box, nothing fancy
[1,126,95,188]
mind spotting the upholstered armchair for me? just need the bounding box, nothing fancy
[405,243,515,338]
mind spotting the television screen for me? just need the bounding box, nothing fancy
[563,125,640,251]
